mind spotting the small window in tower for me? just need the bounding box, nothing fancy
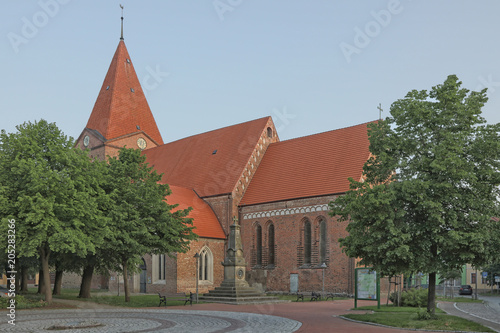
[212,150,217,155]
[106,86,110,90]
[131,88,135,93]
[126,59,131,64]
[136,125,140,130]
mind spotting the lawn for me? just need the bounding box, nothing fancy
[343,305,494,332]
[53,289,187,308]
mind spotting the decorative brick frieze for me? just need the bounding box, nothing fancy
[242,204,329,220]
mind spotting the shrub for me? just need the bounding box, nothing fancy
[416,307,436,320]
[389,288,428,307]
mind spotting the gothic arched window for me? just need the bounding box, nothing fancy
[198,247,213,282]
[319,219,327,265]
[256,225,262,266]
[268,223,275,266]
[304,220,312,265]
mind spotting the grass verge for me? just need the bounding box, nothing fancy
[344,305,494,332]
[53,290,195,308]
[355,305,444,313]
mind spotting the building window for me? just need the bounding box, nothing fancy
[304,220,312,265]
[481,274,487,285]
[198,247,213,282]
[158,254,165,280]
[471,272,476,284]
[268,223,275,266]
[267,127,273,138]
[256,225,262,266]
[319,219,327,265]
[152,254,166,283]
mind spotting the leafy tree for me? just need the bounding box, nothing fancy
[0,120,107,304]
[330,75,500,315]
[103,148,197,302]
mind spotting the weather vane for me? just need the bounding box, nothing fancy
[120,4,124,40]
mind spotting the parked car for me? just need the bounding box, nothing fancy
[458,285,473,295]
[0,287,8,298]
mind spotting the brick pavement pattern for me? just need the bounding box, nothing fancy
[5,297,499,332]
[1,309,302,333]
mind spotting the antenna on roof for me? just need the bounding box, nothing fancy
[120,4,124,40]
[377,103,383,120]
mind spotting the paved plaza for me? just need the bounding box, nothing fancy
[0,308,302,333]
[1,296,499,332]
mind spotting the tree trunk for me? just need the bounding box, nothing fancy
[14,261,20,293]
[20,266,28,292]
[79,264,95,298]
[52,269,63,295]
[122,260,130,302]
[39,246,52,304]
[427,272,436,315]
[37,269,45,295]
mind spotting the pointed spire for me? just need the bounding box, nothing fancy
[85,40,164,145]
[120,4,124,40]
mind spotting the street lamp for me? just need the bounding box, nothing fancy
[194,253,200,303]
[320,262,327,295]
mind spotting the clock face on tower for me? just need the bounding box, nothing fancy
[137,137,147,150]
[83,135,90,147]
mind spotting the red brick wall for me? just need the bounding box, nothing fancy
[240,195,355,294]
[203,195,232,236]
[176,238,225,294]
[105,238,226,295]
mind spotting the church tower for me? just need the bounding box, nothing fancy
[76,13,163,159]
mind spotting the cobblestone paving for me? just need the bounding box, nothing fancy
[1,309,302,333]
[456,300,500,324]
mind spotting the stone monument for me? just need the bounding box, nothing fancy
[201,217,281,304]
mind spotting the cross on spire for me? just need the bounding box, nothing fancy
[120,4,124,40]
[377,103,383,120]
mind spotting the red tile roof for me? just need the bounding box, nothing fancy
[167,185,225,239]
[86,41,163,145]
[240,122,374,206]
[144,117,272,197]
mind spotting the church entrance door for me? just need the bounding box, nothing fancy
[290,273,298,293]
[140,259,147,293]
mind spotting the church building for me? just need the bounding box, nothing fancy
[75,33,373,296]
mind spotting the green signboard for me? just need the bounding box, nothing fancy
[354,267,380,309]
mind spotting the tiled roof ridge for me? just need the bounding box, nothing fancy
[275,120,378,145]
[86,41,121,137]
[239,119,375,206]
[159,116,271,146]
[103,42,121,138]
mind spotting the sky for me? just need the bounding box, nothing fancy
[1,1,500,143]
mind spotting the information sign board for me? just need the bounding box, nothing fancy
[354,267,380,309]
